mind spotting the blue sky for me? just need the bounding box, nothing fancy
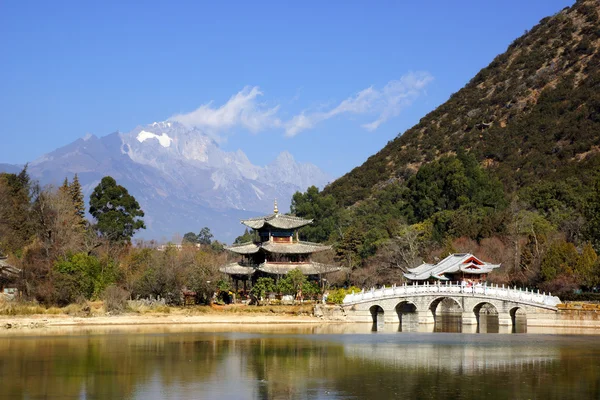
[0,0,573,178]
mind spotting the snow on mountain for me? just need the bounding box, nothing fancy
[5,121,331,242]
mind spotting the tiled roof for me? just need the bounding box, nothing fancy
[218,262,256,276]
[225,242,260,254]
[261,241,331,254]
[257,262,343,275]
[404,253,501,281]
[241,213,313,230]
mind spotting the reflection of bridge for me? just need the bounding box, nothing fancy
[344,342,559,373]
[342,282,562,327]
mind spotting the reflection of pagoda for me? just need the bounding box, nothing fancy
[220,201,342,287]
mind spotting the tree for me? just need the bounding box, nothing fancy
[54,252,116,303]
[291,186,341,242]
[234,228,254,244]
[0,166,34,254]
[335,226,364,269]
[69,174,86,226]
[89,176,145,243]
[584,178,600,252]
[276,269,308,299]
[250,277,275,305]
[575,243,598,288]
[197,227,213,245]
[31,185,85,259]
[182,232,198,244]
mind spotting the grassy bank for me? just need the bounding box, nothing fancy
[0,300,315,317]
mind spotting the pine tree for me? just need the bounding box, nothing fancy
[69,174,86,226]
[59,177,70,195]
[89,176,145,243]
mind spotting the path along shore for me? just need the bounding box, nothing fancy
[2,304,600,332]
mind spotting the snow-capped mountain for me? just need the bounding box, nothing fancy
[8,121,331,242]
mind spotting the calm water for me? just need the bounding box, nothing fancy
[1,322,600,399]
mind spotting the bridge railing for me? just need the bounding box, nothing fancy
[342,282,562,307]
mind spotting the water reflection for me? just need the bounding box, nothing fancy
[0,327,599,399]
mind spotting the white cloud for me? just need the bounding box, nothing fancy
[284,71,433,137]
[170,72,433,139]
[170,86,281,135]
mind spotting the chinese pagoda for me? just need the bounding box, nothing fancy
[219,201,342,287]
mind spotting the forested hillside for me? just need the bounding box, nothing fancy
[292,0,600,296]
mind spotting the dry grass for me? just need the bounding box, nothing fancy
[182,304,314,316]
[126,301,171,314]
[0,300,315,317]
[0,302,47,316]
[0,300,102,316]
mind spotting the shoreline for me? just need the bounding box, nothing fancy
[0,312,327,330]
[3,306,600,333]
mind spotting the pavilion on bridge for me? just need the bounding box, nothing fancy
[404,253,500,284]
[219,201,342,291]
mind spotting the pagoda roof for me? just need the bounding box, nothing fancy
[261,241,331,254]
[225,242,260,255]
[225,241,331,255]
[219,262,256,276]
[241,213,312,230]
[404,253,501,281]
[257,262,343,276]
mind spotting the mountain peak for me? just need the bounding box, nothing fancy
[20,120,331,241]
[274,150,295,163]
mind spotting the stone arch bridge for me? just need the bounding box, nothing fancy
[341,282,562,328]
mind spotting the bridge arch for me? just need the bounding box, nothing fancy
[395,301,417,331]
[510,306,527,332]
[473,301,499,316]
[473,302,499,333]
[428,297,463,316]
[369,305,385,331]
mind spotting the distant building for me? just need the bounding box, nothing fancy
[404,253,500,283]
[220,201,342,289]
[156,243,201,251]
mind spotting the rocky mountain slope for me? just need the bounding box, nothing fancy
[2,121,331,242]
[325,0,600,207]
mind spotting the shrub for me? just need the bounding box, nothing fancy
[102,285,130,314]
[327,286,362,304]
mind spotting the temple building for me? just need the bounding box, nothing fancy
[219,201,342,288]
[403,253,500,283]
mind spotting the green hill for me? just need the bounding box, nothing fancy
[292,0,600,293]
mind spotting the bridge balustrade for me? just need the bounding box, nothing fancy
[342,282,561,308]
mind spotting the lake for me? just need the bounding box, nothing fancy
[1,321,599,399]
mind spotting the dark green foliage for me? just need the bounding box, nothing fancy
[584,178,600,252]
[89,176,145,243]
[69,174,86,226]
[234,228,255,244]
[0,166,34,254]
[250,277,275,304]
[197,227,213,245]
[54,252,117,304]
[182,232,198,244]
[405,153,506,223]
[291,186,341,243]
[182,227,213,245]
